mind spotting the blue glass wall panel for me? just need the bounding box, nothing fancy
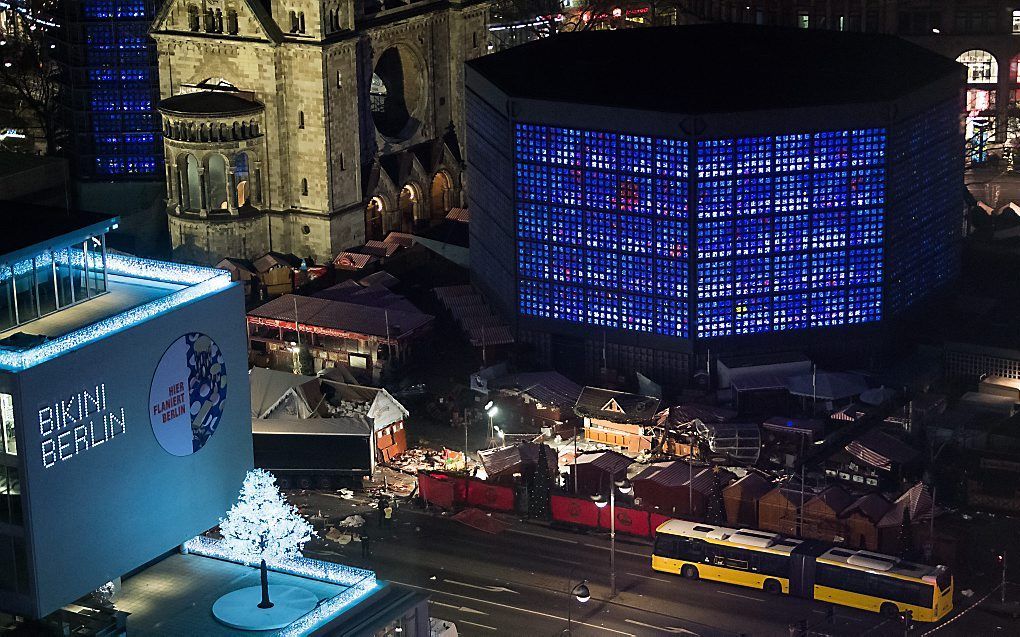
[693,129,885,337]
[514,124,886,341]
[78,2,161,177]
[514,124,689,338]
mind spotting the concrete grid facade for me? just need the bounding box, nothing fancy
[151,0,489,265]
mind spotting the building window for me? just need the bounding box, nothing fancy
[187,4,200,30]
[340,152,345,170]
[301,178,309,196]
[227,9,238,34]
[1013,10,1020,34]
[298,110,305,129]
[958,50,998,84]
[299,11,306,33]
[336,71,342,87]
[1,394,14,456]
[0,465,21,525]
[797,13,809,29]
[290,10,298,32]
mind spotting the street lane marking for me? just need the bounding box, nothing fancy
[716,590,765,602]
[626,571,674,584]
[394,580,636,636]
[444,579,519,594]
[583,543,649,558]
[625,619,701,635]
[506,528,580,544]
[430,600,488,615]
[461,620,498,631]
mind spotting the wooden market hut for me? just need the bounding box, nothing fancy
[723,472,772,527]
[839,493,892,551]
[801,485,854,543]
[632,460,720,520]
[569,450,633,498]
[758,484,812,536]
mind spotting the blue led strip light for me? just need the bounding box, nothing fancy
[0,254,232,371]
[182,535,380,636]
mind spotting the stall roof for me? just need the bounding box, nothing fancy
[491,371,584,409]
[572,450,634,474]
[252,416,373,436]
[786,371,869,400]
[575,387,660,423]
[878,482,934,527]
[724,472,773,498]
[806,485,854,513]
[762,417,825,437]
[478,442,557,477]
[840,493,892,522]
[633,460,715,493]
[667,403,737,425]
[844,428,920,471]
[249,294,433,339]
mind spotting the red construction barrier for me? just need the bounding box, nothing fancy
[551,494,600,528]
[465,478,515,512]
[649,512,672,535]
[419,472,457,509]
[599,505,651,537]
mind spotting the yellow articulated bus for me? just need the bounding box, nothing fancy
[652,520,953,622]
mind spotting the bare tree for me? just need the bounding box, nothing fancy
[0,14,62,155]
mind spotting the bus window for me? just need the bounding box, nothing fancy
[756,553,791,578]
[653,535,680,559]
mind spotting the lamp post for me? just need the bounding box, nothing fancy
[485,400,498,445]
[592,476,632,598]
[564,578,590,635]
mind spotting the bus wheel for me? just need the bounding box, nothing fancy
[763,579,782,595]
[278,476,292,489]
[681,565,699,580]
[299,477,312,490]
[880,602,899,617]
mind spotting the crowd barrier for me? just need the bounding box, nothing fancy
[418,471,666,538]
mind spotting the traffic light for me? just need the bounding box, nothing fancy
[900,610,913,631]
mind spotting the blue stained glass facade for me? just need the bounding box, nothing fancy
[66,0,160,177]
[514,124,689,338]
[513,123,886,342]
[694,129,885,337]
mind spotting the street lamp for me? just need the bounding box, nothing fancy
[564,579,590,635]
[592,476,631,598]
[485,400,499,444]
[494,425,505,443]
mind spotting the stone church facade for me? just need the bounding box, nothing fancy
[151,0,489,265]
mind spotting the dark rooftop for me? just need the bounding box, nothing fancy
[575,386,660,423]
[158,91,264,116]
[468,24,962,114]
[0,202,116,261]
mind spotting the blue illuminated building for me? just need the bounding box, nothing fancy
[0,204,427,635]
[57,0,161,178]
[466,24,964,384]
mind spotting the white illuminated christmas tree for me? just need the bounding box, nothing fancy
[219,469,313,609]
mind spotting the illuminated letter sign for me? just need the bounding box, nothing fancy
[39,384,126,468]
[149,333,228,456]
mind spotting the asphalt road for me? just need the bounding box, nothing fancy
[291,490,941,637]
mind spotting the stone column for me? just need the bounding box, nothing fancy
[175,165,185,213]
[166,164,174,199]
[227,166,239,215]
[253,163,264,205]
[198,168,209,217]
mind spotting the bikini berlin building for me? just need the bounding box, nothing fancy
[466,24,965,384]
[0,204,251,619]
